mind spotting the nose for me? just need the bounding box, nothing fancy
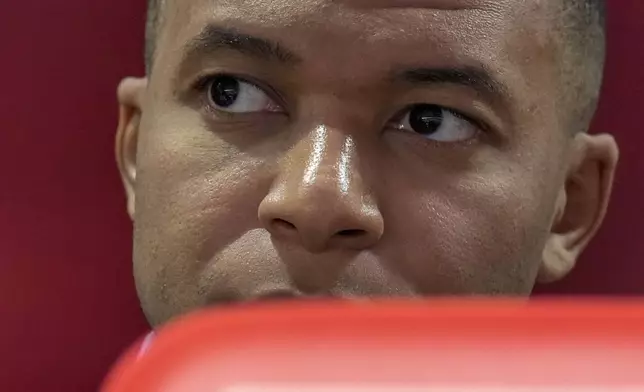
[258,125,384,253]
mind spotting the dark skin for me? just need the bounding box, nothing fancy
[117,0,618,327]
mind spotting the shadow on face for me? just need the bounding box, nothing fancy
[115,0,618,326]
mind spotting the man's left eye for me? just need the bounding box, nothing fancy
[206,75,282,113]
[393,104,478,142]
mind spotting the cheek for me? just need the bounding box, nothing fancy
[131,121,275,321]
[380,169,556,294]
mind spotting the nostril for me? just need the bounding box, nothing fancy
[337,229,366,237]
[272,218,296,231]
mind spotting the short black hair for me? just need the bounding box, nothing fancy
[558,0,607,132]
[143,0,606,132]
[145,0,163,76]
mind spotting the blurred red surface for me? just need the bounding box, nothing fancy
[0,1,642,391]
[103,301,644,392]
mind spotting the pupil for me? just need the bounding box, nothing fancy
[210,76,240,107]
[408,105,443,135]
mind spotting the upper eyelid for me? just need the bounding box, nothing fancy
[195,73,289,117]
[390,104,480,128]
[190,73,489,131]
[192,73,283,103]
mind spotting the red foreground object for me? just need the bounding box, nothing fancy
[102,300,644,392]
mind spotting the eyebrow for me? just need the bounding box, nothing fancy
[392,67,507,101]
[183,25,301,65]
[179,26,506,101]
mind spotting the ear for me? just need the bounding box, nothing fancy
[538,133,619,283]
[116,77,147,220]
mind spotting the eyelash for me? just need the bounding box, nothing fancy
[388,104,480,129]
[192,73,285,110]
[190,73,488,134]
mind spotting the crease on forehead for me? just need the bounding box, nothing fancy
[162,0,525,35]
[161,0,555,39]
[160,0,532,56]
[158,0,560,100]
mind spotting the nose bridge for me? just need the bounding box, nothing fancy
[298,124,356,196]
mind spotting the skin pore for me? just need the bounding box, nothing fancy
[116,0,618,327]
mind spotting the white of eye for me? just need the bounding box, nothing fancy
[207,76,279,113]
[397,104,478,142]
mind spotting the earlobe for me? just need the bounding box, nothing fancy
[116,77,148,220]
[538,133,619,283]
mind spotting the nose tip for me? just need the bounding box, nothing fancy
[259,197,384,253]
[259,126,383,253]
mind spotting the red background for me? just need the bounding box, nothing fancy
[0,1,642,391]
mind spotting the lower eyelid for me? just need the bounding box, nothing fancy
[193,79,483,131]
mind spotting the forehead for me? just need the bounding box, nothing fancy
[157,0,558,64]
[162,0,556,26]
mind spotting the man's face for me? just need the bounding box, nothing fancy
[117,0,618,326]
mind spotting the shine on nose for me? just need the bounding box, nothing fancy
[258,126,383,253]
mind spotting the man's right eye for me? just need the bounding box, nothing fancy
[205,75,283,114]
